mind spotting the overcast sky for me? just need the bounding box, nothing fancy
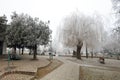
[0,0,113,36]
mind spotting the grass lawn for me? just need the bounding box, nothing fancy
[80,66,120,80]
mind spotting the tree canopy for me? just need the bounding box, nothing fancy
[0,15,7,41]
[5,12,52,59]
[58,12,105,59]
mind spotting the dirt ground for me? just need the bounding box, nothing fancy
[0,55,50,73]
[0,55,63,80]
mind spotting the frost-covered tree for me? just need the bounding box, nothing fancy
[6,12,28,54]
[103,31,120,59]
[0,15,7,41]
[111,0,120,59]
[112,0,120,26]
[6,12,52,59]
[0,15,7,55]
[112,0,120,38]
[85,14,105,58]
[58,12,104,59]
[25,18,52,59]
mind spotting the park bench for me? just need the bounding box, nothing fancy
[99,57,105,64]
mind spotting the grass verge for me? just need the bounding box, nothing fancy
[80,66,120,80]
[31,59,63,80]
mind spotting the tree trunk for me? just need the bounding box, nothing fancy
[76,41,83,59]
[29,48,32,55]
[19,48,21,55]
[68,50,70,54]
[117,53,120,60]
[77,46,81,59]
[21,47,24,55]
[13,46,16,54]
[117,56,119,60]
[0,41,3,55]
[86,43,88,58]
[33,45,37,60]
[73,50,76,57]
[91,49,93,58]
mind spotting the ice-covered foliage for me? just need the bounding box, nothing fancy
[112,0,120,28]
[6,12,52,49]
[58,12,105,50]
[5,12,52,59]
[0,15,7,41]
[108,0,120,59]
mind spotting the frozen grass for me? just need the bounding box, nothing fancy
[80,66,120,80]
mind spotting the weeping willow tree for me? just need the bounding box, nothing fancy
[58,12,105,59]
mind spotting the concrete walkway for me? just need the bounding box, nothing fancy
[40,57,79,80]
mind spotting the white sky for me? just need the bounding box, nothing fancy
[0,0,113,37]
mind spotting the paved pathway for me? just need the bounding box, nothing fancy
[40,57,79,80]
